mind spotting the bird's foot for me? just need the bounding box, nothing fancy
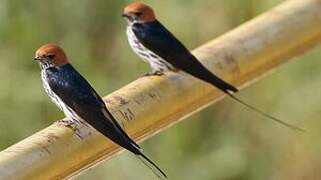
[57,118,84,139]
[143,70,164,77]
[57,118,79,130]
[170,68,180,72]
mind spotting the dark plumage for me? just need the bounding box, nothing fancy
[123,2,303,132]
[46,64,141,151]
[35,44,167,179]
[132,21,238,93]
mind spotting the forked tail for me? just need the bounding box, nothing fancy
[226,92,304,132]
[203,70,304,132]
[135,152,168,179]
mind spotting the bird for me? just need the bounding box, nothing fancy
[122,2,303,132]
[34,43,167,179]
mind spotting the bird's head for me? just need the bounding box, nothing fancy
[34,43,68,69]
[122,2,156,25]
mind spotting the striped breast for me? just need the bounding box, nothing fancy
[126,26,174,72]
[41,70,83,123]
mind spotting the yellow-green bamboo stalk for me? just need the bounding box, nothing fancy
[0,0,321,179]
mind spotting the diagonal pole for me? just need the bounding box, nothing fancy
[0,0,321,179]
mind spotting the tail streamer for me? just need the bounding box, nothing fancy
[226,92,304,132]
[135,152,168,179]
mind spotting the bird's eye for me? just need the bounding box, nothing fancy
[47,54,55,59]
[134,12,142,16]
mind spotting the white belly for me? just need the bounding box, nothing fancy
[126,27,174,72]
[41,70,83,123]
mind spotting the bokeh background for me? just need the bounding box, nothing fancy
[0,0,321,179]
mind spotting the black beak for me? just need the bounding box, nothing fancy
[34,57,41,61]
[122,13,129,18]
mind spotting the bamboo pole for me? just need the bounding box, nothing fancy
[0,0,321,179]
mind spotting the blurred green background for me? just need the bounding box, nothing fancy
[0,0,321,179]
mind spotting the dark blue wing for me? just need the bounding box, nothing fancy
[45,64,141,151]
[132,21,192,69]
[132,21,237,93]
[45,64,167,178]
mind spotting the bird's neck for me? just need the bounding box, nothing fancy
[41,63,69,72]
[40,61,54,70]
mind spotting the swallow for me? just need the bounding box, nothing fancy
[35,43,167,178]
[122,2,303,132]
